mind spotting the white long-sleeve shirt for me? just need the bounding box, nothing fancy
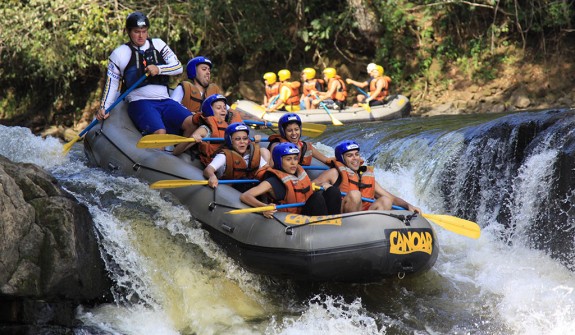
[100,38,183,109]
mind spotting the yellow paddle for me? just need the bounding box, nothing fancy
[314,94,344,126]
[390,204,480,239]
[243,120,326,138]
[358,103,371,113]
[421,214,481,239]
[136,134,268,149]
[226,202,305,214]
[150,179,259,189]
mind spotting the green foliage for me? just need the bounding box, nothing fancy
[0,0,574,128]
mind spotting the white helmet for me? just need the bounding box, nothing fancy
[367,63,377,73]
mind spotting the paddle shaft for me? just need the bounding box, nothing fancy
[79,74,148,138]
[314,94,343,126]
[351,84,370,97]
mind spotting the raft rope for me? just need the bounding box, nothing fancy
[95,127,191,179]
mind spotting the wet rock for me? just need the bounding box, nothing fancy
[0,155,112,333]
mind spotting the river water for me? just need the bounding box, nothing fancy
[1,109,574,334]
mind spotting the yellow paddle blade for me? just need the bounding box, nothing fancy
[226,205,276,215]
[422,213,481,239]
[359,103,371,113]
[137,134,196,149]
[150,179,208,189]
[62,135,80,154]
[300,123,327,138]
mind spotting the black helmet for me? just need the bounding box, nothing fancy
[126,11,150,30]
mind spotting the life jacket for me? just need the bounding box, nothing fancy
[369,76,392,101]
[199,111,243,165]
[180,81,221,114]
[327,76,348,102]
[123,38,169,90]
[302,79,324,96]
[265,82,281,100]
[331,160,375,210]
[280,81,301,106]
[258,166,313,214]
[267,135,313,166]
[220,143,262,179]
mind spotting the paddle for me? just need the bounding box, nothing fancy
[261,95,280,118]
[136,134,269,149]
[150,179,259,189]
[314,94,344,126]
[350,84,372,112]
[226,202,305,215]
[387,203,480,239]
[339,188,480,238]
[243,120,326,138]
[62,74,148,154]
[151,167,329,189]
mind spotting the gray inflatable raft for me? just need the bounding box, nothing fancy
[83,102,438,282]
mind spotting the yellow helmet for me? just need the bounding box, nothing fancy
[278,69,291,82]
[302,68,316,80]
[263,72,277,85]
[376,65,384,76]
[323,67,336,79]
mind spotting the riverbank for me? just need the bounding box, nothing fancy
[410,46,575,117]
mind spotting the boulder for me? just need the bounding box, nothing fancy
[0,155,112,333]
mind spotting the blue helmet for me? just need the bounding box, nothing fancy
[224,122,250,148]
[201,94,227,117]
[334,140,360,163]
[272,142,300,171]
[278,113,302,138]
[186,56,212,80]
[126,12,149,30]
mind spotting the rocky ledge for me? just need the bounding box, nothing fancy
[0,155,111,334]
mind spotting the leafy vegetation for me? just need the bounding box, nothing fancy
[0,0,573,130]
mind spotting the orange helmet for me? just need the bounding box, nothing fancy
[323,67,336,79]
[302,68,316,80]
[263,72,277,85]
[278,69,291,82]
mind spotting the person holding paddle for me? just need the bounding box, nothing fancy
[346,63,391,107]
[311,67,348,110]
[267,113,331,166]
[240,143,341,219]
[262,72,280,109]
[203,122,270,192]
[266,69,301,113]
[299,67,324,110]
[312,140,421,214]
[173,94,264,165]
[96,11,195,140]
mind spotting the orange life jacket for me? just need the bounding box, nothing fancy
[327,76,348,102]
[220,143,262,179]
[257,165,313,213]
[265,82,281,100]
[332,160,376,210]
[180,81,222,114]
[369,76,391,101]
[199,112,243,165]
[280,81,301,106]
[267,135,313,166]
[302,79,323,96]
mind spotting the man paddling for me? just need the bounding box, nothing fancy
[96,11,195,140]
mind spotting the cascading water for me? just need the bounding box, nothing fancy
[1,108,574,334]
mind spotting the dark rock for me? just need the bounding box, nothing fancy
[0,155,112,332]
